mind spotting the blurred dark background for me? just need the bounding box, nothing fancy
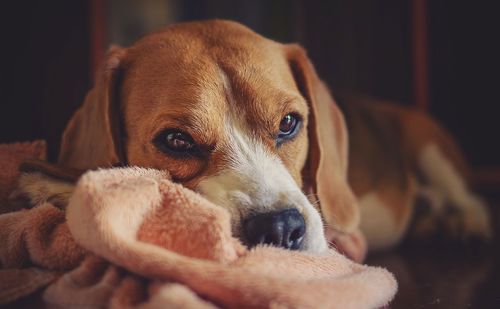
[1,1,500,307]
[1,0,499,174]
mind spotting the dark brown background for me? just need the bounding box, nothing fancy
[1,0,499,169]
[1,1,499,308]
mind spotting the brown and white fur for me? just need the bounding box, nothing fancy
[12,20,491,256]
[339,95,492,250]
[13,20,361,258]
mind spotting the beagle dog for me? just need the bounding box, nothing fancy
[18,20,360,257]
[16,20,490,257]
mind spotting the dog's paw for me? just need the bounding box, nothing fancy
[461,198,493,240]
[441,196,493,242]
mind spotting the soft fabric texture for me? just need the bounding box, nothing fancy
[0,142,397,308]
[0,140,83,304]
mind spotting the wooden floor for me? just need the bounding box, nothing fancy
[367,188,500,308]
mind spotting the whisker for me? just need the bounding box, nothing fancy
[305,193,320,199]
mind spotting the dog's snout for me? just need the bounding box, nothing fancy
[243,208,306,250]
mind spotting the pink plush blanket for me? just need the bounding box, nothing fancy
[0,142,397,308]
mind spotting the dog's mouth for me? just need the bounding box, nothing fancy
[241,208,307,251]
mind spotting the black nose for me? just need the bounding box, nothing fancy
[243,208,306,250]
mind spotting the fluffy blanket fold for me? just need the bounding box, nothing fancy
[0,141,397,308]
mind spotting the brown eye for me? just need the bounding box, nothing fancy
[279,113,299,135]
[154,129,196,156]
[277,113,301,145]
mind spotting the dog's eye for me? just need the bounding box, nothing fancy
[276,113,301,146]
[279,114,298,135]
[154,130,196,156]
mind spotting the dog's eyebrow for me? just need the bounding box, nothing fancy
[154,113,203,131]
[278,96,303,109]
[274,95,308,115]
[150,112,214,141]
[168,114,197,126]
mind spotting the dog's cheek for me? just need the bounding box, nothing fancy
[278,135,308,187]
[302,208,329,253]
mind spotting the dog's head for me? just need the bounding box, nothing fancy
[58,20,359,253]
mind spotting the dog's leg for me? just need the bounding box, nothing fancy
[418,144,492,240]
[358,193,398,250]
[358,191,414,251]
[407,186,446,240]
[9,172,75,209]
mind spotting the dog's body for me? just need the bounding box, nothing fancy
[339,96,491,249]
[14,20,491,257]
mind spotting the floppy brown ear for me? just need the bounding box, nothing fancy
[58,46,127,170]
[285,44,360,233]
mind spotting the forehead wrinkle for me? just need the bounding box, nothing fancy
[217,65,270,137]
[150,112,206,131]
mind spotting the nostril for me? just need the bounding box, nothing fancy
[289,226,305,243]
[257,221,285,246]
[290,228,303,241]
[285,218,306,250]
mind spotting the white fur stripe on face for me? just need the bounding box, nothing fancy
[196,122,327,253]
[196,67,327,253]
